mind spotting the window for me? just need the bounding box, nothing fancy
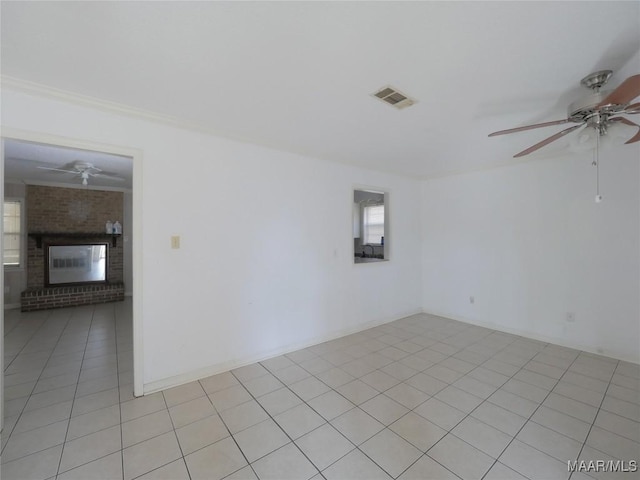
[363,204,384,245]
[354,188,387,263]
[4,200,22,266]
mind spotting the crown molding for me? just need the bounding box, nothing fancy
[1,75,213,135]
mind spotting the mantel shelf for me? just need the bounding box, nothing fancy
[29,232,122,248]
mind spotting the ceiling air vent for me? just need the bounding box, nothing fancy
[372,86,416,109]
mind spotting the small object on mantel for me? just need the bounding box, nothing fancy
[113,221,122,234]
[106,221,113,234]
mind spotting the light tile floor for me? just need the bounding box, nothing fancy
[2,299,639,479]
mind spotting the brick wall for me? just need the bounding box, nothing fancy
[26,185,124,288]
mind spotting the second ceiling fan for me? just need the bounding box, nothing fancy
[37,161,125,186]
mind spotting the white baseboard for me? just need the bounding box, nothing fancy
[422,308,640,365]
[143,307,422,395]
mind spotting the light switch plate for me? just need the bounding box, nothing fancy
[171,235,180,249]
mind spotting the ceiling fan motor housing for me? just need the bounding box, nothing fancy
[73,161,100,172]
[568,91,625,124]
[569,70,629,124]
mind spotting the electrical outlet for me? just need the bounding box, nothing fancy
[469,296,475,304]
[566,312,575,323]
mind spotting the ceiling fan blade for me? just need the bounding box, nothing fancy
[488,119,570,137]
[597,74,640,107]
[513,124,584,158]
[609,116,640,144]
[36,166,78,174]
[92,173,126,181]
[623,102,640,114]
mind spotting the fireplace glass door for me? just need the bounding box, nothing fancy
[47,244,108,285]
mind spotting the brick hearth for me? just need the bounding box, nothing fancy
[21,283,125,312]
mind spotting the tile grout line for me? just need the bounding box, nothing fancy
[228,368,323,479]
[290,323,513,479]
[391,328,527,479]
[288,330,460,478]
[280,324,518,478]
[215,365,366,476]
[567,359,619,480]
[3,311,51,371]
[266,363,380,476]
[2,313,56,444]
[53,305,128,479]
[55,305,97,477]
[156,389,192,480]
[478,352,592,480]
[354,330,504,479]
[385,328,597,479]
[2,309,73,462]
[196,375,262,479]
[113,302,126,480]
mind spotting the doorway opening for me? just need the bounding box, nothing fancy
[1,132,143,430]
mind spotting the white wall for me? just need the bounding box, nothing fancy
[1,89,423,390]
[1,140,4,427]
[123,191,133,296]
[421,147,640,362]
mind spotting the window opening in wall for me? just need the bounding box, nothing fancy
[3,200,22,266]
[354,189,388,264]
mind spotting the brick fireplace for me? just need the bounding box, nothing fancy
[21,185,125,311]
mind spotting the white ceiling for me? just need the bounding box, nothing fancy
[1,1,639,178]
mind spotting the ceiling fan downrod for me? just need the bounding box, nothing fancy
[594,128,602,203]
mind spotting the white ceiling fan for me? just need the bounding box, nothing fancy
[37,161,125,186]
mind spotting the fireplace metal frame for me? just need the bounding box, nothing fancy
[44,241,110,287]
